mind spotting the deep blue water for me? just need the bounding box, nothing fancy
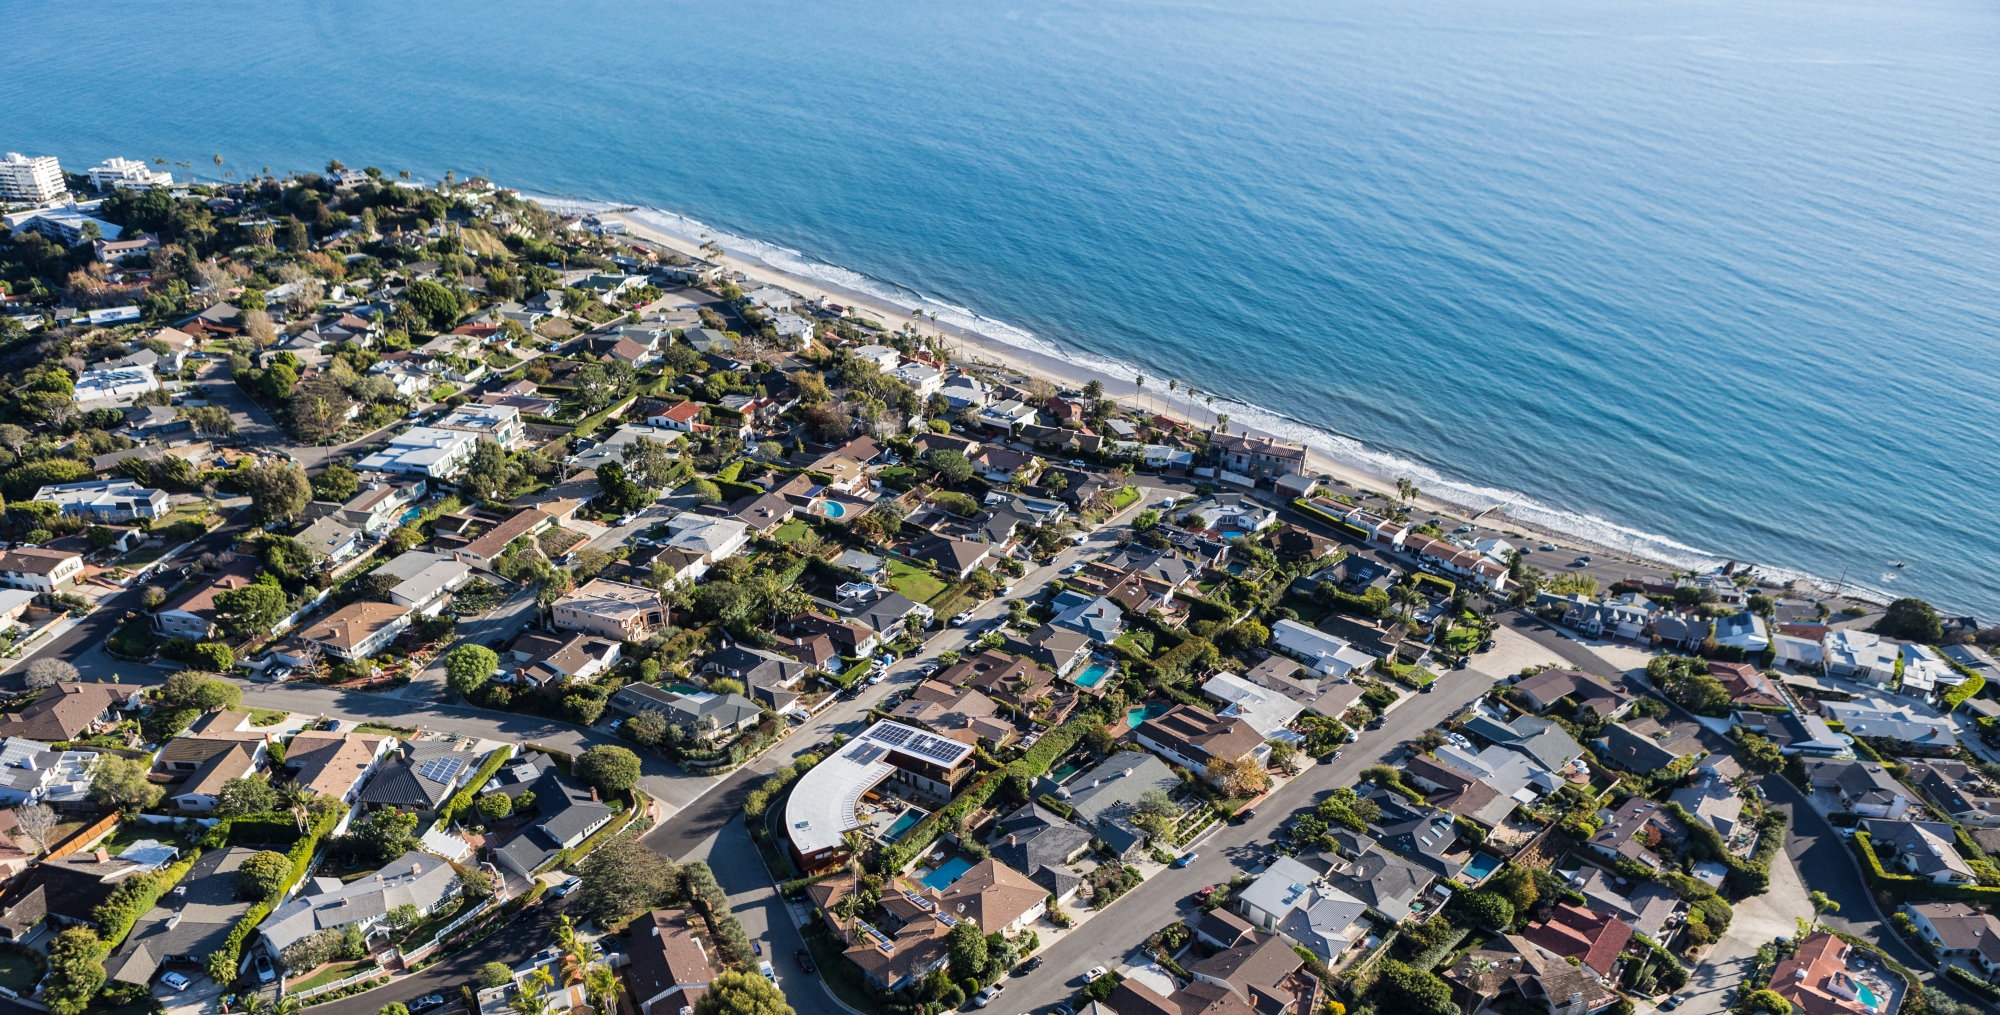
[8,0,2000,613]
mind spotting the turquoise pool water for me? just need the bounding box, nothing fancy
[1463,853,1501,880]
[920,857,973,890]
[883,810,922,843]
[1048,762,1081,784]
[1075,663,1112,688]
[1127,702,1172,728]
[1854,982,1882,1011]
[1225,561,1248,575]
[824,502,847,518]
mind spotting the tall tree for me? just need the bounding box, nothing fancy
[244,463,311,524]
[90,757,164,809]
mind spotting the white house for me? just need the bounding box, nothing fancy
[1712,611,1769,654]
[1200,672,1304,738]
[851,344,901,371]
[356,426,478,479]
[34,478,169,522]
[1773,633,1825,669]
[939,373,989,410]
[1269,619,1374,678]
[770,313,816,349]
[1825,629,1899,683]
[664,514,749,563]
[892,362,944,397]
[978,399,1038,431]
[0,153,64,203]
[73,365,158,401]
[86,158,172,191]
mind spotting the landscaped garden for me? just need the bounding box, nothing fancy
[885,559,946,604]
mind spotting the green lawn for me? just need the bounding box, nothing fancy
[288,960,374,991]
[885,560,946,604]
[772,519,810,543]
[1109,485,1141,511]
[247,708,289,727]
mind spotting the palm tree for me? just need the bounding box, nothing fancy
[584,964,620,1014]
[551,915,589,984]
[1806,891,1838,936]
[511,967,557,1015]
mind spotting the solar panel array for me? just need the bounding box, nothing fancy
[870,724,914,747]
[845,743,885,765]
[417,757,467,785]
[903,732,967,764]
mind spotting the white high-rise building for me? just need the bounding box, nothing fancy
[0,153,64,203]
[86,157,171,191]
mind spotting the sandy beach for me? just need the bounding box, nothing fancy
[594,207,1846,594]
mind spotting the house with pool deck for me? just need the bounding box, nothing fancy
[786,719,978,874]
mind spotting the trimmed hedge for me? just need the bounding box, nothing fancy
[438,746,517,826]
[1851,829,2000,905]
[877,716,1096,873]
[207,804,344,982]
[1664,799,1786,896]
[94,849,202,949]
[1944,670,1988,712]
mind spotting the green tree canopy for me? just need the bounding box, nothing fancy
[237,850,294,899]
[577,831,678,925]
[576,745,642,794]
[446,644,500,697]
[213,582,288,638]
[1878,597,1943,643]
[244,463,312,524]
[692,970,795,1015]
[43,927,104,1015]
[945,920,988,984]
[216,774,280,817]
[311,463,360,501]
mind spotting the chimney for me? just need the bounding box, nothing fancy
[413,863,423,874]
[1007,834,1017,846]
[592,787,600,801]
[94,849,109,863]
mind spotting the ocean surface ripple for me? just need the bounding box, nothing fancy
[8,0,2000,613]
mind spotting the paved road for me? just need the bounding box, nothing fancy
[1001,664,1492,1013]
[1,513,254,687]
[303,895,578,1015]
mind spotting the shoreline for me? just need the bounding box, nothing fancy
[558,199,1887,607]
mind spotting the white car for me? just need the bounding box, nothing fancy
[1086,966,1109,982]
[972,984,1005,1008]
[1064,562,1086,574]
[759,960,776,982]
[950,611,975,627]
[868,671,887,685]
[160,972,191,992]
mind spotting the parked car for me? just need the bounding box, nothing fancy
[160,972,191,992]
[759,960,776,982]
[407,996,448,1014]
[1173,852,1198,868]
[796,949,815,973]
[971,984,1004,1008]
[255,954,275,983]
[1658,997,1683,1012]
[751,940,762,955]
[1018,956,1043,974]
[1085,967,1108,982]
[1539,543,1558,551]
[950,611,975,627]
[554,876,581,896]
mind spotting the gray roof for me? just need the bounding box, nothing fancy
[841,592,925,636]
[259,850,458,955]
[992,802,1093,888]
[1572,867,1681,939]
[295,516,360,558]
[1061,753,1179,854]
[1325,848,1430,922]
[1053,595,1124,644]
[371,550,456,583]
[107,847,259,985]
[832,549,885,575]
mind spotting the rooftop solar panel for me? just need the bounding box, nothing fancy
[870,724,914,746]
[417,757,467,784]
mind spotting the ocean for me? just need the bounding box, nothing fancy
[7,0,1999,614]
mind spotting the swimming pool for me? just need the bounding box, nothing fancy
[1075,662,1112,688]
[919,856,973,890]
[1126,702,1172,728]
[883,809,923,843]
[823,501,847,518]
[1048,761,1081,784]
[1854,981,1882,1012]
[1462,853,1501,880]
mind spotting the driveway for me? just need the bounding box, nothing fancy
[1676,816,1811,1015]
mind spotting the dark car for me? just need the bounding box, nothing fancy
[795,949,815,974]
[407,996,449,1015]
[1015,956,1043,975]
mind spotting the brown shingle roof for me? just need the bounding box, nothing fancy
[300,602,410,651]
[0,548,80,576]
[285,731,388,798]
[0,683,143,742]
[930,859,1044,935]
